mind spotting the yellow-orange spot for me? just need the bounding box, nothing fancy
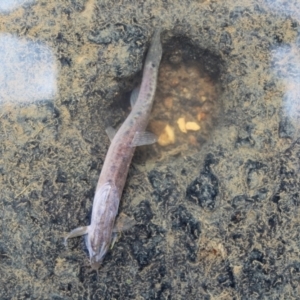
[177,117,187,133]
[163,96,173,109]
[186,122,200,131]
[197,112,207,121]
[158,125,175,146]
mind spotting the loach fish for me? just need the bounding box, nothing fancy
[65,29,162,270]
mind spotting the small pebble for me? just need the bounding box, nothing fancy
[158,124,175,146]
[177,117,187,133]
[186,121,200,131]
[164,96,173,109]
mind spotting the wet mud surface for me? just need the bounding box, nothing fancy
[1,0,300,299]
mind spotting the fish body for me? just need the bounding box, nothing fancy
[65,29,162,269]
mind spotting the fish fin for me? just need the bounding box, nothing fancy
[130,85,140,107]
[110,232,118,249]
[64,225,89,246]
[131,131,157,147]
[105,126,117,142]
[113,213,136,233]
[111,214,136,250]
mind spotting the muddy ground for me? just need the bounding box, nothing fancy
[1,0,300,299]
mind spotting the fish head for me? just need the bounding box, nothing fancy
[85,181,119,270]
[90,252,106,270]
[85,230,112,270]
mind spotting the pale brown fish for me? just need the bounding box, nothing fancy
[65,28,162,269]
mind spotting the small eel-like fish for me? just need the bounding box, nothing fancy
[65,29,162,269]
